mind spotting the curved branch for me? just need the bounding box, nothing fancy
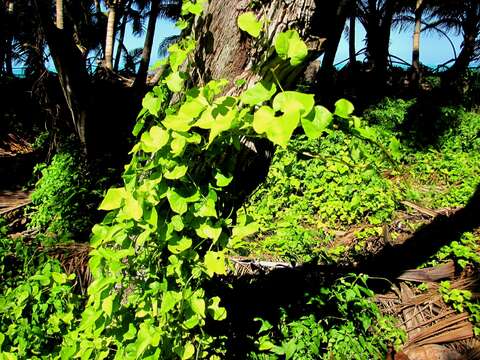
[421,21,457,60]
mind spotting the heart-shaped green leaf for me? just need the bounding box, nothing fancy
[274,30,308,66]
[301,105,333,139]
[168,236,192,254]
[240,81,277,105]
[204,251,226,277]
[165,71,185,92]
[99,187,126,210]
[334,98,354,118]
[273,91,314,116]
[237,12,262,38]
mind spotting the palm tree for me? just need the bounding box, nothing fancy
[349,1,356,67]
[56,0,64,30]
[357,0,401,85]
[319,0,353,72]
[104,0,121,69]
[411,0,425,83]
[426,0,479,77]
[133,0,181,88]
[113,0,137,71]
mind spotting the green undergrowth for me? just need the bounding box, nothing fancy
[0,217,81,358]
[242,99,480,262]
[27,149,106,242]
[248,274,405,360]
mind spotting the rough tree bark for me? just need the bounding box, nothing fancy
[192,0,328,94]
[114,0,132,71]
[360,0,400,87]
[3,0,14,77]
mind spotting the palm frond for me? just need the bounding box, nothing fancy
[157,34,181,57]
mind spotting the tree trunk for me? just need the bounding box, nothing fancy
[192,0,328,94]
[450,2,479,78]
[321,0,352,72]
[133,0,159,89]
[411,0,423,85]
[34,0,92,155]
[349,9,356,67]
[363,0,398,89]
[114,0,131,71]
[56,0,64,30]
[190,0,335,211]
[94,0,106,56]
[4,0,14,77]
[104,0,119,70]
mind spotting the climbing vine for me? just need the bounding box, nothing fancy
[57,3,383,359]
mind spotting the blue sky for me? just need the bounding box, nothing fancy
[35,17,467,74]
[124,18,466,70]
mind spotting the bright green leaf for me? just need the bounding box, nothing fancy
[142,93,161,116]
[98,188,126,210]
[160,291,181,314]
[204,251,226,277]
[164,164,188,179]
[240,81,277,105]
[334,98,354,118]
[274,30,308,66]
[181,343,196,360]
[165,71,185,93]
[141,126,170,153]
[163,113,192,132]
[167,189,188,215]
[196,222,222,243]
[301,105,333,139]
[273,91,314,116]
[237,12,262,38]
[101,295,114,317]
[215,172,233,187]
[123,194,143,221]
[168,236,192,254]
[253,106,275,135]
[208,296,227,321]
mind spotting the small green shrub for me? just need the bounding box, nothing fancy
[28,151,96,238]
[250,274,405,359]
[0,260,80,358]
[430,232,480,269]
[439,281,480,336]
[439,110,480,152]
[363,97,415,130]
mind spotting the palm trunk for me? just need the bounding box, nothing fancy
[104,0,119,70]
[320,0,351,72]
[94,0,105,56]
[56,0,64,30]
[450,3,479,78]
[5,0,14,76]
[349,11,356,67]
[411,0,423,84]
[114,0,131,71]
[5,41,13,76]
[133,0,160,88]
